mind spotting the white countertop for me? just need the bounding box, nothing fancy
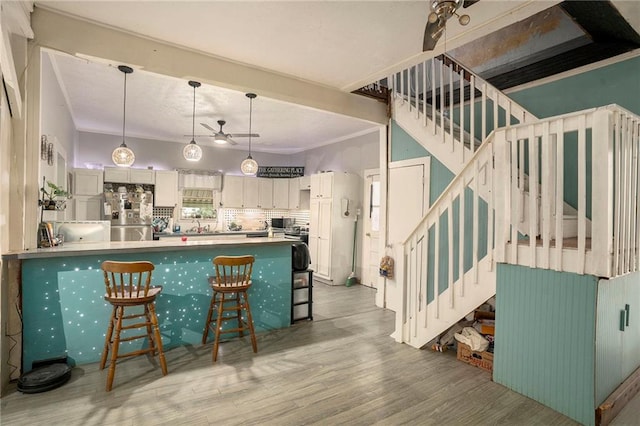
[3,236,294,259]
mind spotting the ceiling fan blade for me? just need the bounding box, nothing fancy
[423,19,446,51]
[228,133,260,138]
[462,0,480,8]
[225,137,238,146]
[200,122,216,132]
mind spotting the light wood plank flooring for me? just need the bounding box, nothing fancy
[1,283,637,425]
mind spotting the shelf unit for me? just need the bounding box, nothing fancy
[291,269,313,323]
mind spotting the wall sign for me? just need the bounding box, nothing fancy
[256,166,305,178]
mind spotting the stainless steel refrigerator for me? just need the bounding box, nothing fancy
[104,188,154,241]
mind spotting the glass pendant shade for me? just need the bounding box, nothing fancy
[183,80,203,161]
[183,140,202,161]
[241,155,258,176]
[112,142,135,167]
[113,65,135,167]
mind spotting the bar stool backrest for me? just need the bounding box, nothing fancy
[212,255,255,289]
[101,260,155,299]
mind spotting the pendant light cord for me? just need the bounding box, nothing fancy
[248,96,253,156]
[122,71,127,144]
[192,84,196,140]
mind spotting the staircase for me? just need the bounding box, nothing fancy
[376,55,640,349]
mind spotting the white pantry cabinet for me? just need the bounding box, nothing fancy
[308,172,360,285]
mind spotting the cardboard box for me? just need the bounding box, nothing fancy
[457,342,493,374]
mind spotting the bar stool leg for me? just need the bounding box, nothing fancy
[202,291,217,344]
[242,290,258,353]
[106,306,124,392]
[148,303,168,376]
[100,307,116,370]
[212,292,226,362]
[144,305,157,356]
[234,292,244,337]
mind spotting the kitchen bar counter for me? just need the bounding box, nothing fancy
[15,237,294,372]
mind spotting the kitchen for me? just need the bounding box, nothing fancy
[37,47,384,287]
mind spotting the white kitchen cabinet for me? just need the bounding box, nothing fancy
[154,170,179,207]
[310,173,333,199]
[104,167,155,184]
[308,172,360,285]
[273,179,289,209]
[104,167,129,183]
[221,175,244,207]
[243,178,260,208]
[129,168,155,184]
[299,175,311,191]
[74,195,103,220]
[73,168,103,195]
[243,178,273,208]
[258,178,273,208]
[288,178,300,209]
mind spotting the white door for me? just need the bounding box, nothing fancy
[361,169,380,289]
[385,159,430,312]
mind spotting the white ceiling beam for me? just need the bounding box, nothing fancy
[30,7,388,126]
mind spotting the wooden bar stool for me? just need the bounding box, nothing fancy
[202,255,258,362]
[100,260,168,391]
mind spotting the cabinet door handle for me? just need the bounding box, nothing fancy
[620,310,626,332]
[626,304,630,327]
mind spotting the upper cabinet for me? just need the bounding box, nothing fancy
[73,168,103,195]
[273,179,289,209]
[299,175,311,191]
[221,175,244,208]
[154,170,179,207]
[243,178,273,208]
[104,167,155,184]
[310,173,333,199]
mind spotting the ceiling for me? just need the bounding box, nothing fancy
[36,1,640,155]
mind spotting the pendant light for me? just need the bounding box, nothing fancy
[112,65,135,167]
[183,80,203,161]
[240,93,259,176]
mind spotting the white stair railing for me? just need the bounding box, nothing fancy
[385,54,536,171]
[397,105,639,349]
[494,105,640,278]
[398,135,497,348]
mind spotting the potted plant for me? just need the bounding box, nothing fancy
[40,180,70,210]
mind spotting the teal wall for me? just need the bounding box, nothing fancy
[21,244,292,371]
[494,264,598,426]
[509,56,640,117]
[391,121,488,301]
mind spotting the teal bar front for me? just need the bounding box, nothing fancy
[21,244,291,372]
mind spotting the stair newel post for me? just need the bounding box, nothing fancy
[493,129,509,264]
[591,109,614,277]
[394,247,407,343]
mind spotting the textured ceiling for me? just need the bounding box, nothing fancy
[36,1,639,154]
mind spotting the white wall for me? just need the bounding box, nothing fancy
[75,131,297,175]
[75,128,381,177]
[296,130,380,178]
[40,52,76,184]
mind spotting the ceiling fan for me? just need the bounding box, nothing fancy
[198,120,260,146]
[423,0,479,51]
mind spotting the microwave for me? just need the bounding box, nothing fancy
[271,218,293,229]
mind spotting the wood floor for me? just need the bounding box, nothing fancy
[1,283,638,425]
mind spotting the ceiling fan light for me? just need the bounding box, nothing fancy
[241,155,258,176]
[458,13,470,26]
[112,142,135,167]
[183,140,202,161]
[214,135,228,144]
[428,12,439,24]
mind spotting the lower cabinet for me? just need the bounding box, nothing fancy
[291,269,313,323]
